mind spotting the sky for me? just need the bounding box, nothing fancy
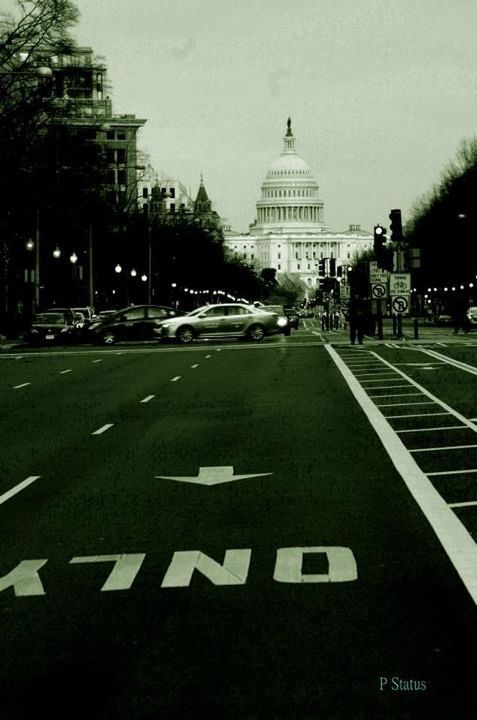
[65,0,477,232]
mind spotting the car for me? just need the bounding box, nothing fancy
[72,306,96,323]
[466,306,477,327]
[87,304,184,344]
[433,314,453,327]
[259,304,291,335]
[156,303,283,344]
[44,307,76,324]
[25,311,75,345]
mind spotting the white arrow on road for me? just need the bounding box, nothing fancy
[155,466,272,486]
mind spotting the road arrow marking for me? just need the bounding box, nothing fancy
[155,466,273,486]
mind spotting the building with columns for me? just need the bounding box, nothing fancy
[224,119,373,298]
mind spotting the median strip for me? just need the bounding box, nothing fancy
[92,424,114,435]
[0,476,40,505]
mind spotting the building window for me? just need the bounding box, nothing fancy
[170,203,175,213]
[278,264,281,270]
[297,264,301,270]
[117,149,126,163]
[106,131,115,140]
[117,132,126,140]
[278,253,281,259]
[106,149,115,163]
[251,254,254,259]
[117,169,127,186]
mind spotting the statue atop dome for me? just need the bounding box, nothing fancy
[286,117,293,136]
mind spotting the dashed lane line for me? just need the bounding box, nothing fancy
[92,424,114,435]
[171,376,181,382]
[92,359,103,363]
[59,369,72,374]
[327,345,477,606]
[191,364,199,368]
[205,355,212,359]
[0,476,41,505]
[13,383,31,389]
[140,395,155,403]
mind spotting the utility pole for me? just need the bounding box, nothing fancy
[88,223,94,308]
[34,208,40,312]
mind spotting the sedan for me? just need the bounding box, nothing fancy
[156,303,282,344]
[25,312,74,345]
[259,305,291,335]
[87,304,183,344]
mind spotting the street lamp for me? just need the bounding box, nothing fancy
[130,269,137,277]
[69,252,78,264]
[115,264,122,274]
[141,274,147,282]
[52,246,61,259]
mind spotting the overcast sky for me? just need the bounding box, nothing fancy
[70,0,477,233]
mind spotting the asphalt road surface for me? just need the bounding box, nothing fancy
[1,330,476,719]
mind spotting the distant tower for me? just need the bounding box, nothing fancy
[194,173,212,216]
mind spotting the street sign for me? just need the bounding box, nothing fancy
[389,273,411,294]
[371,282,387,299]
[391,295,410,315]
[369,266,388,283]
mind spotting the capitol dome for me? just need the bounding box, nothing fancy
[253,118,326,235]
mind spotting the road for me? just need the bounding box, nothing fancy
[0,326,476,719]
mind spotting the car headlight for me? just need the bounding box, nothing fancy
[277,317,288,327]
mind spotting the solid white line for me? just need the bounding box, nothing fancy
[92,359,103,363]
[326,345,477,606]
[171,376,181,382]
[449,500,477,508]
[92,424,114,435]
[386,412,451,419]
[13,382,30,389]
[140,395,155,403]
[191,364,199,368]
[396,426,467,434]
[0,476,41,505]
[428,469,477,477]
[418,348,477,376]
[59,369,72,374]
[410,444,477,453]
[471,418,477,422]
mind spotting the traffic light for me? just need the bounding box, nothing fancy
[389,208,403,242]
[318,259,326,276]
[329,258,336,277]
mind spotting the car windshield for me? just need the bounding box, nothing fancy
[33,313,64,323]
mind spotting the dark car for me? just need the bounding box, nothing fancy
[25,312,74,345]
[284,306,299,330]
[87,304,184,344]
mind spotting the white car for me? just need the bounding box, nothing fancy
[156,303,283,343]
[466,306,477,327]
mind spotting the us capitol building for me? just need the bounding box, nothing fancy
[223,119,373,299]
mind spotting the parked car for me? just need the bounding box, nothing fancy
[433,314,453,327]
[87,304,183,344]
[25,312,75,345]
[156,303,282,344]
[466,306,477,327]
[44,307,76,324]
[259,304,291,335]
[72,306,96,323]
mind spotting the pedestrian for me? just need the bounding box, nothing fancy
[451,295,470,334]
[349,293,367,345]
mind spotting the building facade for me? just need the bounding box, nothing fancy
[224,119,373,298]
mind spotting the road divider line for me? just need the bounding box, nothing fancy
[410,444,477,453]
[59,369,72,374]
[140,395,155,403]
[13,382,30,389]
[0,476,40,505]
[92,424,114,435]
[326,344,477,606]
[171,376,181,382]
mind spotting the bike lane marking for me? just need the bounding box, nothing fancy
[326,345,477,605]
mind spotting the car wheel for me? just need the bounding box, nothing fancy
[101,331,116,345]
[247,324,266,342]
[176,326,195,344]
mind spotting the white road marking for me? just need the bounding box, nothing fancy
[427,469,477,476]
[386,411,451,419]
[59,369,72,374]
[140,395,155,403]
[0,476,41,505]
[449,500,477,508]
[161,549,251,587]
[326,345,477,606]
[92,424,114,435]
[13,382,31,389]
[274,547,357,584]
[205,354,212,358]
[360,377,404,383]
[369,392,423,398]
[15,356,23,360]
[365,384,410,390]
[156,465,273,486]
[191,364,199,368]
[470,418,477,422]
[92,359,103,363]
[171,376,181,382]
[396,426,467,434]
[377,401,436,408]
[216,348,221,352]
[410,444,477,453]
[418,348,477,376]
[70,554,146,591]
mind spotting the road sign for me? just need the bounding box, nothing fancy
[389,273,411,294]
[371,283,387,299]
[391,295,410,314]
[369,265,388,283]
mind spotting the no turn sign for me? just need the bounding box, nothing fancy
[371,283,387,299]
[391,295,410,314]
